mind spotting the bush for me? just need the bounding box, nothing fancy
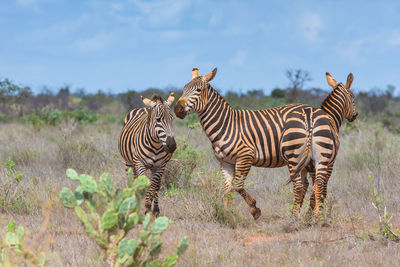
[20,108,98,128]
[58,140,106,173]
[196,169,244,228]
[0,221,46,266]
[163,140,199,190]
[271,88,286,98]
[0,158,31,213]
[176,113,199,128]
[59,169,188,266]
[0,114,13,123]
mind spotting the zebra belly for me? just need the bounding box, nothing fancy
[213,145,236,164]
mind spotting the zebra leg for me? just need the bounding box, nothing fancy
[232,157,261,220]
[221,162,235,208]
[313,164,333,216]
[125,164,139,182]
[289,167,309,216]
[145,166,165,216]
[305,164,316,218]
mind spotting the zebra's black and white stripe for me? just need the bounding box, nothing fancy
[118,93,176,215]
[174,68,357,219]
[292,72,358,216]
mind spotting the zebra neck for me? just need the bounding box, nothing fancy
[321,88,346,132]
[198,85,234,139]
[146,117,162,146]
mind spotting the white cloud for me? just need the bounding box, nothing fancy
[73,32,113,52]
[16,0,39,6]
[159,30,183,41]
[223,26,248,36]
[111,2,124,11]
[208,14,218,26]
[388,30,400,47]
[131,0,191,27]
[298,12,323,44]
[230,50,247,66]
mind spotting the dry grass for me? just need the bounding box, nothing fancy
[0,119,399,266]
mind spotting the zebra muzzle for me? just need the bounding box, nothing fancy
[174,101,186,119]
[163,136,177,153]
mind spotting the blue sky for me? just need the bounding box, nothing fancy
[1,0,400,94]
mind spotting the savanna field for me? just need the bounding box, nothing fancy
[1,82,400,266]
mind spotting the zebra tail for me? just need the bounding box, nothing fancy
[285,110,313,185]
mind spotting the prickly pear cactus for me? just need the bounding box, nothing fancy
[60,169,188,267]
[0,221,46,266]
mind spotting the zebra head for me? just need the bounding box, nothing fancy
[326,72,358,122]
[174,67,217,119]
[142,92,177,153]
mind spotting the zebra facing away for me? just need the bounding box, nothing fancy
[174,68,357,220]
[293,72,358,216]
[118,93,176,216]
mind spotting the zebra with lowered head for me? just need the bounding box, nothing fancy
[118,93,176,216]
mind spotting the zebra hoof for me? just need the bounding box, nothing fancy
[251,207,261,220]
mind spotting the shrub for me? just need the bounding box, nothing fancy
[66,109,98,125]
[163,140,199,190]
[20,114,44,130]
[196,169,244,228]
[0,158,31,213]
[368,175,399,242]
[58,140,106,173]
[0,221,46,266]
[0,114,13,123]
[20,108,99,128]
[176,113,199,128]
[271,88,286,98]
[59,169,188,266]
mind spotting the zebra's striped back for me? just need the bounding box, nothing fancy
[175,74,311,170]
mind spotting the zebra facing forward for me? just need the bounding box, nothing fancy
[174,68,357,219]
[118,93,176,216]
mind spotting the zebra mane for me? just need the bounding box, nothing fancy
[321,91,333,108]
[151,94,164,103]
[321,83,342,108]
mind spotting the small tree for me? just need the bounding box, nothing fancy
[285,69,311,102]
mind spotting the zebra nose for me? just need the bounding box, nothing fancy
[165,136,176,153]
[174,101,186,119]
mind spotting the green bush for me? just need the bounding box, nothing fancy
[0,221,46,266]
[271,88,286,98]
[0,158,31,213]
[20,108,98,127]
[176,113,199,127]
[59,169,188,266]
[0,114,13,123]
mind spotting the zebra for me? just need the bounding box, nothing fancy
[174,68,357,220]
[290,72,358,217]
[118,93,177,216]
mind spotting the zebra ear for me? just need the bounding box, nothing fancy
[202,67,217,82]
[165,92,175,107]
[345,73,354,89]
[141,96,156,108]
[325,72,338,88]
[192,67,200,79]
